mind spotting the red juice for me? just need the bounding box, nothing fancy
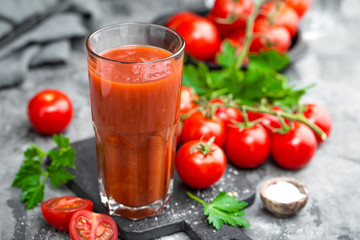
[88,45,183,219]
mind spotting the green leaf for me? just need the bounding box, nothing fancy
[21,184,45,210]
[183,64,211,96]
[48,134,76,168]
[47,166,75,186]
[24,143,47,163]
[249,50,290,71]
[187,191,250,230]
[209,192,248,213]
[12,134,77,209]
[12,160,43,188]
[216,41,238,68]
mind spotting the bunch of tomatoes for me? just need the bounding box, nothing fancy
[166,0,312,62]
[175,87,332,189]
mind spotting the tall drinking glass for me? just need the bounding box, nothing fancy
[86,23,184,219]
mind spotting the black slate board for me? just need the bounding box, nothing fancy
[63,137,256,240]
[152,8,308,69]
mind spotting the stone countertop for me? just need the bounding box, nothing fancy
[1,0,360,239]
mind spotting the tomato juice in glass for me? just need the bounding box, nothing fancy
[86,23,184,219]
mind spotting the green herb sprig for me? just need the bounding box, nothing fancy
[12,134,76,209]
[187,191,250,230]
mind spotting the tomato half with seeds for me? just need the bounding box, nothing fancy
[41,196,93,231]
[69,210,118,240]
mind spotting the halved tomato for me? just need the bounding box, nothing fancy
[41,196,93,231]
[69,210,118,240]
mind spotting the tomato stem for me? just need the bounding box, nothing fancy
[243,105,327,141]
[235,0,267,69]
[187,192,205,205]
[190,136,216,156]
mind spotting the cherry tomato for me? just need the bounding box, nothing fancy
[209,98,243,127]
[285,0,312,19]
[41,196,93,231]
[180,86,199,115]
[27,89,73,135]
[69,210,118,240]
[182,111,226,147]
[225,124,270,168]
[247,106,285,133]
[258,2,300,37]
[166,11,199,30]
[175,16,221,61]
[250,19,291,53]
[271,122,317,170]
[176,139,226,188]
[208,0,254,38]
[303,103,332,143]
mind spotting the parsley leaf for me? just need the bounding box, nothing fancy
[12,134,76,209]
[187,191,250,230]
[183,41,311,110]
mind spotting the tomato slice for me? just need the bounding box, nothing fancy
[69,210,118,240]
[41,196,93,231]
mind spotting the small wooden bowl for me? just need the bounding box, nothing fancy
[260,177,309,218]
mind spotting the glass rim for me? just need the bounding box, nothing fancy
[86,22,185,65]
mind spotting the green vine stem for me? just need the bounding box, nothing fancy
[235,0,267,69]
[187,191,206,205]
[242,105,327,141]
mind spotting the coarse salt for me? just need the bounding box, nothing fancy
[264,181,306,204]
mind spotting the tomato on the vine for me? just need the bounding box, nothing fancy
[250,19,291,53]
[27,89,73,135]
[180,86,199,115]
[271,121,317,170]
[182,111,226,147]
[285,0,312,19]
[258,2,300,37]
[176,138,226,188]
[208,0,254,38]
[248,106,285,133]
[303,103,332,143]
[209,98,243,127]
[225,124,270,168]
[175,16,221,61]
[69,210,118,240]
[41,196,93,231]
[166,11,199,30]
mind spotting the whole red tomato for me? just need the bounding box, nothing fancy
[225,124,270,168]
[182,111,226,147]
[271,121,317,170]
[250,19,291,53]
[180,86,199,115]
[258,2,300,37]
[69,210,118,240]
[303,103,332,143]
[285,0,312,19]
[27,89,73,135]
[209,98,243,127]
[41,196,93,231]
[208,0,254,38]
[175,16,221,61]
[166,11,199,30]
[176,139,226,188]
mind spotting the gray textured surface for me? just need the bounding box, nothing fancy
[0,0,360,239]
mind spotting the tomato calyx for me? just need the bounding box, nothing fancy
[190,136,216,156]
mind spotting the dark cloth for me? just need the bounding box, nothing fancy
[0,0,101,88]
